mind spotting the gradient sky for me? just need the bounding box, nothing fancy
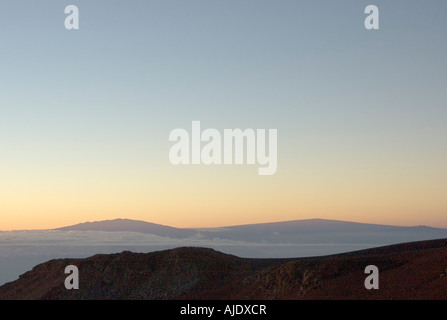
[1,0,446,230]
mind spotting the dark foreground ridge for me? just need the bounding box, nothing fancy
[1,239,447,300]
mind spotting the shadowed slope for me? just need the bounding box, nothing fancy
[1,239,447,300]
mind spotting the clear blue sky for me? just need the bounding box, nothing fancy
[1,1,446,229]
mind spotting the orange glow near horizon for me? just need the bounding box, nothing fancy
[1,162,446,230]
[1,125,446,231]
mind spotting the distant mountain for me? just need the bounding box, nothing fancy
[56,218,447,246]
[195,218,447,244]
[56,218,197,238]
[2,239,447,300]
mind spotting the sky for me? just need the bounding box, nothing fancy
[1,0,446,230]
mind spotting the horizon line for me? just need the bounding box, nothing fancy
[0,217,440,232]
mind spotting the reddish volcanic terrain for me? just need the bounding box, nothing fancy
[1,238,447,300]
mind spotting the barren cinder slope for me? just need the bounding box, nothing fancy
[1,239,447,300]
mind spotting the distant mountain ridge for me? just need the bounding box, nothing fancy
[55,218,447,245]
[56,218,196,238]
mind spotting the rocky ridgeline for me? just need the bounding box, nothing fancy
[1,239,447,300]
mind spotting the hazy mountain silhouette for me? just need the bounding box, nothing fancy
[57,218,197,238]
[196,218,447,244]
[2,238,447,300]
[55,218,447,245]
